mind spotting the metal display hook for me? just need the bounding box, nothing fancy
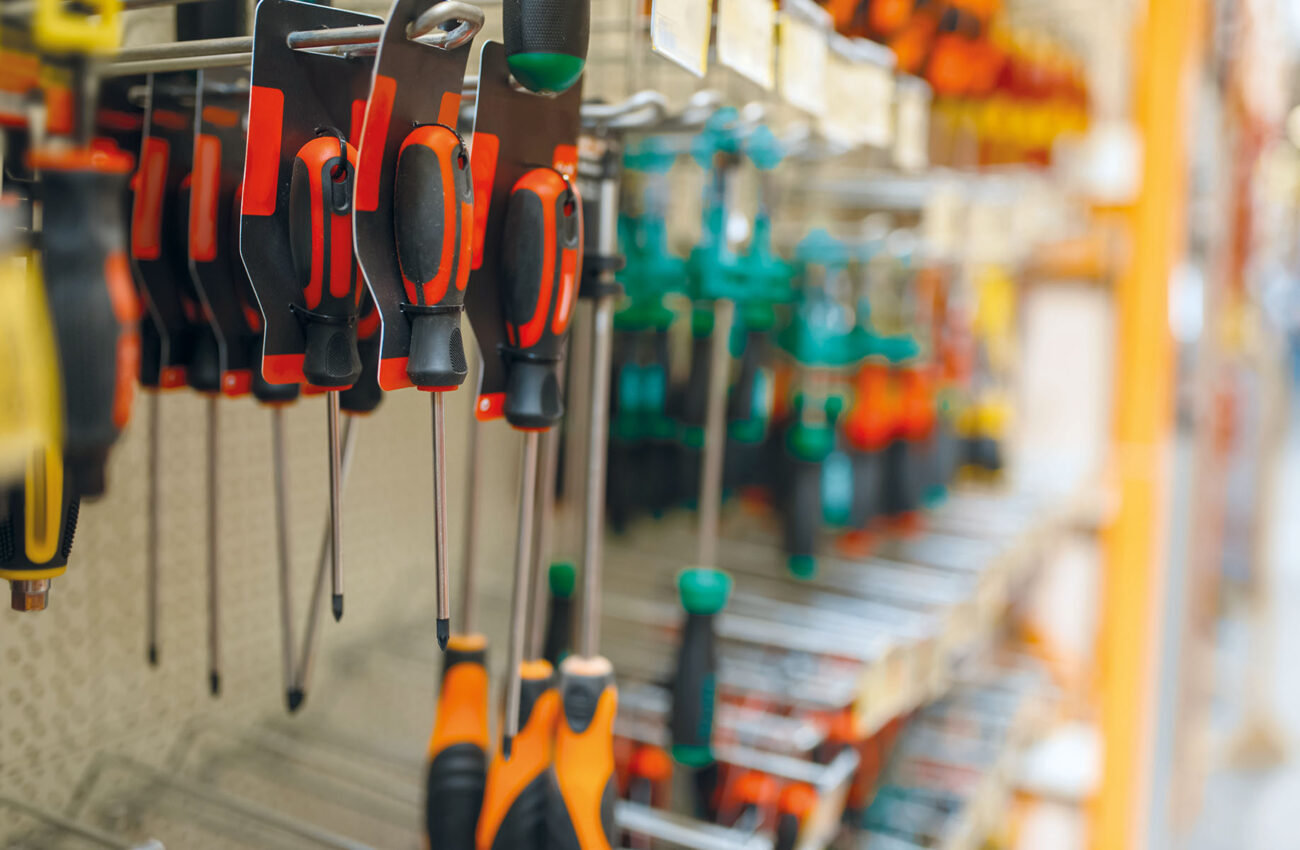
[103,0,484,76]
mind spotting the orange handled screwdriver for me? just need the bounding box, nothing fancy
[288,132,362,623]
[393,123,474,650]
[547,148,621,850]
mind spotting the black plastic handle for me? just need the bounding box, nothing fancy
[288,134,361,389]
[393,124,473,391]
[34,147,140,498]
[340,295,384,414]
[503,0,590,94]
[500,169,583,431]
[426,637,489,850]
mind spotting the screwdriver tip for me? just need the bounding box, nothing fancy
[209,671,221,697]
[332,594,344,622]
[286,687,305,713]
[147,645,158,667]
[502,734,513,761]
[436,618,450,651]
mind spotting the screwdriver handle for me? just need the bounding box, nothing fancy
[178,178,223,394]
[288,134,361,389]
[503,0,590,94]
[477,660,559,850]
[393,124,473,391]
[541,561,575,667]
[501,168,583,431]
[670,568,731,768]
[426,634,490,849]
[546,655,617,850]
[773,783,816,850]
[33,146,140,498]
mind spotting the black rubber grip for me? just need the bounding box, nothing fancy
[503,0,590,91]
[488,773,549,850]
[394,127,473,390]
[38,163,135,499]
[774,812,799,850]
[542,594,573,668]
[425,742,487,849]
[670,613,719,757]
[341,332,383,414]
[289,137,361,389]
[783,459,820,567]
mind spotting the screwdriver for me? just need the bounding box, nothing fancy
[424,348,488,849]
[287,132,363,623]
[497,166,582,764]
[503,0,590,95]
[546,147,622,849]
[540,561,575,667]
[670,298,735,818]
[290,297,381,711]
[392,123,474,651]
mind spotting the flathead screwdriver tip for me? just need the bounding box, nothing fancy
[436,617,449,651]
[502,734,513,762]
[147,645,158,667]
[332,594,344,622]
[286,687,305,714]
[209,671,221,697]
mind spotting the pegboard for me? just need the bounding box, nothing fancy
[0,367,532,842]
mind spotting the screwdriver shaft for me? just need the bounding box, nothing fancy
[271,407,296,707]
[697,298,735,569]
[528,394,563,658]
[432,392,450,649]
[503,431,540,757]
[207,396,220,696]
[459,369,481,634]
[579,294,615,658]
[145,390,160,667]
[326,391,344,621]
[294,415,359,701]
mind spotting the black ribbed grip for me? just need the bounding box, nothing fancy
[426,743,487,848]
[503,0,590,93]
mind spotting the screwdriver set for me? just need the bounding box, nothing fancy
[0,0,1095,848]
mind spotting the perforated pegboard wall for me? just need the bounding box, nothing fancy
[0,374,528,820]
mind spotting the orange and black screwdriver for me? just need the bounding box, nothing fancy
[393,122,474,650]
[288,131,362,622]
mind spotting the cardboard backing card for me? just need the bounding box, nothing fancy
[466,40,582,420]
[189,66,257,397]
[239,0,380,386]
[354,0,474,392]
[130,71,202,390]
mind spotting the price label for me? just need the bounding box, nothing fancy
[895,78,931,171]
[650,0,711,77]
[778,10,828,116]
[717,0,776,89]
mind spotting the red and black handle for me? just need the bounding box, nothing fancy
[341,294,384,414]
[393,124,473,393]
[500,168,582,431]
[230,188,300,406]
[288,133,362,389]
[32,145,141,499]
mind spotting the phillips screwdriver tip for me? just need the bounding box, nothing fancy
[209,672,221,697]
[147,645,158,667]
[436,618,449,651]
[286,687,305,713]
[332,594,344,622]
[502,734,513,761]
